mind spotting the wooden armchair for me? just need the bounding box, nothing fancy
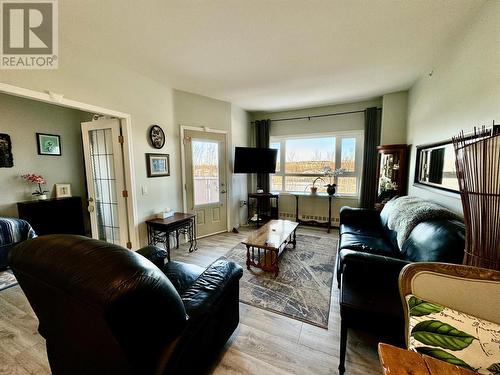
[398,263,500,373]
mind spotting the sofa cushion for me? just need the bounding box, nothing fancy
[339,233,398,257]
[162,261,205,294]
[340,224,383,238]
[401,220,465,263]
[406,294,500,374]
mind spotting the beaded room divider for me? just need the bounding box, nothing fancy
[453,125,500,271]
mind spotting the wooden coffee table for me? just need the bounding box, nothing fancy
[242,219,299,277]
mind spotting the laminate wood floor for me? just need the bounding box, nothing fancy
[0,227,382,374]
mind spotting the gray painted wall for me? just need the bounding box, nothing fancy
[0,93,91,221]
[406,1,499,214]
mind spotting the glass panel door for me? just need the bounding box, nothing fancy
[184,130,227,237]
[192,140,220,206]
[81,119,128,247]
[89,128,120,243]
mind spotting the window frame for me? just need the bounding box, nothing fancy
[270,130,364,197]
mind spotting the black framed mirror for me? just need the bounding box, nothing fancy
[414,140,459,193]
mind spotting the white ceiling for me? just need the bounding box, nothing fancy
[61,0,484,111]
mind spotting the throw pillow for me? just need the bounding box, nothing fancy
[406,294,500,374]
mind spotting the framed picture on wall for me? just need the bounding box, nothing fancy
[146,153,170,177]
[37,133,61,156]
[55,183,72,198]
[0,133,14,168]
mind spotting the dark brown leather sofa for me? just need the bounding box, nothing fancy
[9,235,243,375]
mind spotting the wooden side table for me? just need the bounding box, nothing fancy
[378,343,477,375]
[146,212,197,261]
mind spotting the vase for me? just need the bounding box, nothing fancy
[32,194,47,200]
[310,186,318,194]
[326,185,336,196]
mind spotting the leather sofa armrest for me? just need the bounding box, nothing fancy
[181,257,243,320]
[135,245,168,269]
[340,250,410,324]
[339,206,381,227]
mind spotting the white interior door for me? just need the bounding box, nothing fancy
[81,119,129,247]
[184,130,228,237]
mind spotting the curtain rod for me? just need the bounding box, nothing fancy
[251,107,382,124]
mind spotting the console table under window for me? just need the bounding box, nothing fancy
[145,212,197,261]
[291,192,333,233]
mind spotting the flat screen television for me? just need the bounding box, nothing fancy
[234,147,277,173]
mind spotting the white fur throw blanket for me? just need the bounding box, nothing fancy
[383,196,460,249]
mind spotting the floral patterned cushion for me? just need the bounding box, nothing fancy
[406,294,500,374]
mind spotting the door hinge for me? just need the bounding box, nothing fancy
[126,241,132,249]
[122,190,128,198]
[118,135,124,144]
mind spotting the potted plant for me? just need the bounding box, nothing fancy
[310,177,325,194]
[22,173,49,200]
[323,166,345,196]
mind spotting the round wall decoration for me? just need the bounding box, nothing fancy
[149,125,165,149]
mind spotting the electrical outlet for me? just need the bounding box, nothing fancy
[240,200,247,207]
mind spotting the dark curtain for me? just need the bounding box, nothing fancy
[429,148,445,184]
[255,119,271,192]
[360,107,381,208]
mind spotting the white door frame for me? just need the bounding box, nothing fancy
[180,125,231,235]
[0,82,139,249]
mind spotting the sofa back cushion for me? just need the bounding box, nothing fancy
[401,219,465,263]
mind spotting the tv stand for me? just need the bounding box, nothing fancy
[247,193,279,226]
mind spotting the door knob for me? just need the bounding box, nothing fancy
[221,190,227,194]
[88,197,94,202]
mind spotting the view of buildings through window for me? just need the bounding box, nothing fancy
[270,132,362,195]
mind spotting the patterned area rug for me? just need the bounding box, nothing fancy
[226,233,337,328]
[0,270,17,291]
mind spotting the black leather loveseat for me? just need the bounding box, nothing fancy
[9,235,243,375]
[335,196,465,374]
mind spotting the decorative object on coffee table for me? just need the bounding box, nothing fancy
[453,126,500,270]
[0,133,13,168]
[226,232,336,328]
[21,173,49,200]
[36,133,61,156]
[242,219,298,277]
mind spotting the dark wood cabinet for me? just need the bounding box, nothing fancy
[376,144,409,207]
[247,193,279,226]
[17,197,85,236]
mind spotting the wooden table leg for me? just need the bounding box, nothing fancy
[246,245,251,270]
[328,196,332,233]
[273,249,279,277]
[292,229,297,248]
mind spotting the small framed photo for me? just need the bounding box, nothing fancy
[146,153,170,177]
[55,183,72,198]
[37,133,61,156]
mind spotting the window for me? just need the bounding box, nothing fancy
[270,132,363,196]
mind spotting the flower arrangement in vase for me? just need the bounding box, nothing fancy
[21,173,49,200]
[322,166,345,196]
